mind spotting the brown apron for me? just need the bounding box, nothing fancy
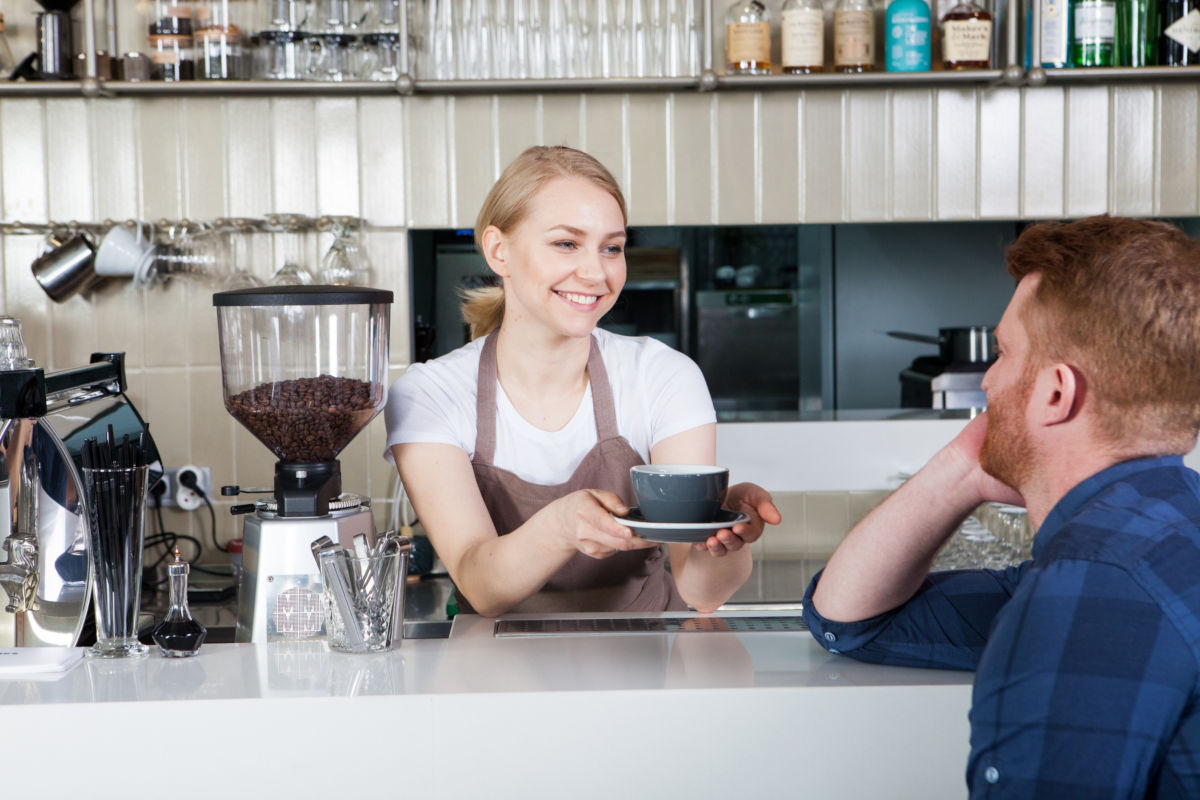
[460,331,687,614]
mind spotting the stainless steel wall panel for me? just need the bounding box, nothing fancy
[1064,86,1110,217]
[451,95,496,228]
[90,99,140,221]
[358,97,407,226]
[137,99,185,220]
[1111,86,1155,216]
[670,92,714,224]
[1,99,47,223]
[934,89,977,220]
[1157,85,1200,217]
[45,99,93,223]
[627,93,670,225]
[758,93,801,224]
[541,94,585,151]
[495,94,541,178]
[714,92,758,225]
[890,89,934,221]
[580,93,628,213]
[801,91,845,223]
[1021,87,1066,219]
[1,236,51,355]
[978,89,1021,219]
[847,89,890,222]
[404,95,452,228]
[269,98,318,216]
[314,97,362,217]
[224,98,274,217]
[181,98,230,220]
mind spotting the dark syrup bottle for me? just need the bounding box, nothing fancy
[152,549,207,657]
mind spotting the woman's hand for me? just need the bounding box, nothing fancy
[555,489,658,559]
[693,482,781,556]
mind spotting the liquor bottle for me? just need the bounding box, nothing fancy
[1160,0,1200,65]
[1118,0,1157,64]
[886,0,933,71]
[782,0,825,73]
[834,0,876,72]
[1072,0,1117,65]
[941,0,993,68]
[151,550,207,657]
[1035,0,1072,67]
[0,14,15,77]
[725,0,772,75]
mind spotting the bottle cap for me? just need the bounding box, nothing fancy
[168,547,190,576]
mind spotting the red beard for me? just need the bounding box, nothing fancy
[979,367,1036,492]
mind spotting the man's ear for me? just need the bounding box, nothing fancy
[1032,363,1083,427]
[479,225,511,279]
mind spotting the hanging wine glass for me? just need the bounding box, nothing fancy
[319,222,372,285]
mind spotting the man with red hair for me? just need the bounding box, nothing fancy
[805,216,1200,798]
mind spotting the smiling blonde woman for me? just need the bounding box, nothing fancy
[385,145,779,617]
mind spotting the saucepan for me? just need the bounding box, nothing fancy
[886,326,996,364]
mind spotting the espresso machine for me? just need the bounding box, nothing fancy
[213,286,392,643]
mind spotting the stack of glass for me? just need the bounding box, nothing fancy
[413,0,703,80]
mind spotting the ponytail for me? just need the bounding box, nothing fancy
[459,285,506,340]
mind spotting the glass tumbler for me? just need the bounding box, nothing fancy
[319,547,409,653]
[84,465,149,659]
[359,31,400,79]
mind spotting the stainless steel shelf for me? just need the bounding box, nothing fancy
[412,76,702,94]
[717,69,1009,89]
[1037,65,1200,83]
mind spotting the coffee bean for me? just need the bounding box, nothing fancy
[227,375,380,462]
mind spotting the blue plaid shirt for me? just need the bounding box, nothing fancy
[803,456,1200,798]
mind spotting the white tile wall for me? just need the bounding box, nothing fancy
[0,85,1194,558]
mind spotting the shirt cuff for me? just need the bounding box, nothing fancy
[802,568,902,656]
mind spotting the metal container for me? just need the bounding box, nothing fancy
[887,326,996,364]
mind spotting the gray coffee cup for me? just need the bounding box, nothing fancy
[31,233,100,302]
[630,465,729,523]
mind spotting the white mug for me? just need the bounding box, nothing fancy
[95,222,154,277]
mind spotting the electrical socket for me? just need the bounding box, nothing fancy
[160,466,212,511]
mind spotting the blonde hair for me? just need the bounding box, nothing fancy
[461,146,627,340]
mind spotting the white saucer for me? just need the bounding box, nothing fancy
[612,507,751,544]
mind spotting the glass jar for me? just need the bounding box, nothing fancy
[148,0,194,36]
[149,34,196,80]
[194,0,249,78]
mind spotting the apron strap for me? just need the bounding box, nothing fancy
[473,332,621,466]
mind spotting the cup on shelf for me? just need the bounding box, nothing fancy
[95,221,155,278]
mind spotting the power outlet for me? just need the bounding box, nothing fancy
[159,466,212,511]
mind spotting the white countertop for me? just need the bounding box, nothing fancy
[2,611,974,799]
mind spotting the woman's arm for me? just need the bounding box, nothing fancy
[646,425,781,613]
[392,442,655,617]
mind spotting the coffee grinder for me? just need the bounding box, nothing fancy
[213,286,392,643]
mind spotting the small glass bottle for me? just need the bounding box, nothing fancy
[834,0,876,72]
[1160,0,1200,65]
[886,0,932,71]
[782,0,825,73]
[151,549,207,657]
[940,0,993,69]
[725,0,772,75]
[1071,0,1116,65]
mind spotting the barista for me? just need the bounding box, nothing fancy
[386,145,780,616]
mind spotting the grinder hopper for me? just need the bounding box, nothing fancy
[213,285,393,642]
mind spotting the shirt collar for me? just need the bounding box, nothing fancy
[1031,455,1186,557]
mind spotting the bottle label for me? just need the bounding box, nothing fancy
[727,20,771,64]
[1166,8,1200,53]
[1040,0,1068,64]
[782,8,825,67]
[835,9,876,65]
[1073,4,1115,42]
[887,9,931,71]
[942,18,992,62]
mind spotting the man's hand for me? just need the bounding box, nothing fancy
[944,413,1025,508]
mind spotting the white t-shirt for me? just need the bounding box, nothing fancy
[384,330,716,485]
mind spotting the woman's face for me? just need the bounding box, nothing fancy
[488,175,627,341]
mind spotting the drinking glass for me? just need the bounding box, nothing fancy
[319,227,372,285]
[319,547,409,653]
[359,31,401,79]
[84,465,149,659]
[270,221,316,285]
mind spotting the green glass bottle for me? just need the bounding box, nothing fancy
[1072,0,1117,65]
[1118,0,1158,65]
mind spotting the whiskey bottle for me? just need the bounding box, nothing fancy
[726,0,772,75]
[834,0,876,72]
[940,0,993,69]
[1160,0,1200,65]
[782,0,825,73]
